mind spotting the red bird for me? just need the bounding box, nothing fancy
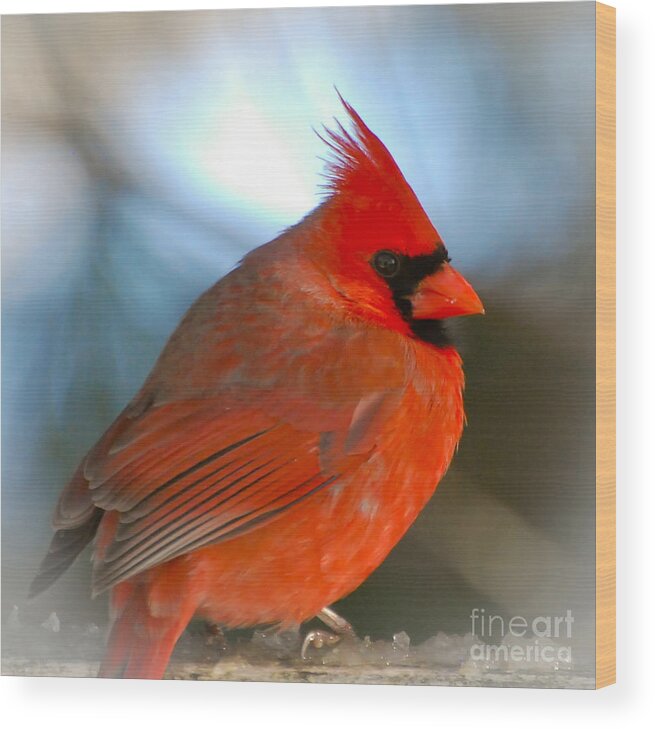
[31,96,484,679]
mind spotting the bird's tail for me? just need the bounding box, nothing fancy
[99,583,195,680]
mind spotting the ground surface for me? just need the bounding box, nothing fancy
[2,608,594,688]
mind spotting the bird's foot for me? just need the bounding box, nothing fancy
[301,629,342,660]
[205,622,228,650]
[301,606,357,660]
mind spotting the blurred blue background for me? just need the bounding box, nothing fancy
[2,2,597,673]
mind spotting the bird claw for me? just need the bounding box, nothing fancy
[301,629,342,660]
[301,606,357,660]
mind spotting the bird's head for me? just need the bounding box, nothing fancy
[305,95,484,346]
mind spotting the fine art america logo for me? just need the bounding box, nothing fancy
[469,608,574,667]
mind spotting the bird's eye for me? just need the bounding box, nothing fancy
[372,250,401,278]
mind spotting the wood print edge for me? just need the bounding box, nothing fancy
[595,0,616,690]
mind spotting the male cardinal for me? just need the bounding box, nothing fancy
[31,95,483,679]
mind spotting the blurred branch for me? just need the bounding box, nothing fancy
[26,15,251,248]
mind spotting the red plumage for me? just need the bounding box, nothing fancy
[31,96,483,679]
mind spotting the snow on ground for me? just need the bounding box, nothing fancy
[2,606,593,688]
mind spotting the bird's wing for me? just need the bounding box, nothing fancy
[51,380,401,594]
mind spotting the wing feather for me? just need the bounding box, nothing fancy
[80,400,346,593]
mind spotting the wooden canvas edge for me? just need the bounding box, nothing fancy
[595,1,616,690]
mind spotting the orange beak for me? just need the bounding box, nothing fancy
[410,263,484,320]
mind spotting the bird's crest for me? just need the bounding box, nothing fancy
[317,92,414,204]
